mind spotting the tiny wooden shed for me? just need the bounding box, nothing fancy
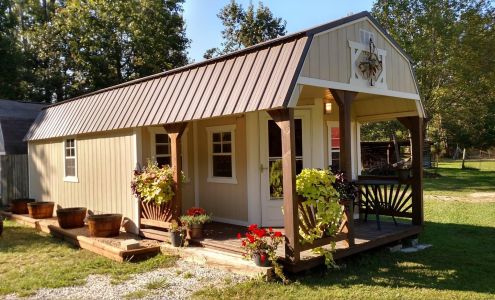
[0,99,44,204]
[25,12,425,270]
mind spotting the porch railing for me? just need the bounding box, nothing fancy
[357,176,414,228]
[297,195,352,252]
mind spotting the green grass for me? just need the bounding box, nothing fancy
[0,221,177,297]
[194,162,495,300]
[424,160,495,197]
[145,278,169,290]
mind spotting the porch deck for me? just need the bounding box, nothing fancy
[191,221,422,272]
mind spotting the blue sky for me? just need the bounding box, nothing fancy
[183,0,375,62]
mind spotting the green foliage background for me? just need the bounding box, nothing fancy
[370,0,495,151]
[0,0,189,103]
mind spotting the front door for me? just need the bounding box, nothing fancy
[259,110,311,227]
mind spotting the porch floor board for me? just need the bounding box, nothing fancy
[191,221,422,272]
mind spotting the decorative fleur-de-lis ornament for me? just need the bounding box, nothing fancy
[358,37,383,86]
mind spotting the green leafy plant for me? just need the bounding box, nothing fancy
[269,159,283,198]
[179,214,212,226]
[295,168,342,267]
[179,207,212,226]
[131,159,183,205]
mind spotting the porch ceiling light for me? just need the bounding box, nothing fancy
[324,102,332,114]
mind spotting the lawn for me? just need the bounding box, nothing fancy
[195,162,495,300]
[424,160,495,197]
[0,221,177,297]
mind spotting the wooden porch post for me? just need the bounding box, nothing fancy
[330,89,357,246]
[163,122,188,220]
[398,116,424,226]
[268,108,300,263]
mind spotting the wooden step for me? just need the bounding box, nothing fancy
[139,228,171,242]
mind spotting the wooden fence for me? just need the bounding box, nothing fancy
[1,154,29,205]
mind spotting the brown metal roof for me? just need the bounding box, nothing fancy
[26,11,397,141]
[25,34,309,141]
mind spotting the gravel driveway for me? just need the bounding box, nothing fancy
[3,260,247,300]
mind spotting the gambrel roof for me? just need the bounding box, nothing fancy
[25,11,421,141]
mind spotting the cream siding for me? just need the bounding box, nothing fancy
[301,19,418,95]
[196,115,248,223]
[28,129,138,232]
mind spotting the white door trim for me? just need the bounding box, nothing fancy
[259,109,311,227]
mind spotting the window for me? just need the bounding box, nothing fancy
[148,127,189,181]
[64,139,78,182]
[360,29,375,45]
[154,133,171,167]
[327,123,340,169]
[207,125,236,184]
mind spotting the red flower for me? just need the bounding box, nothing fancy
[246,234,255,243]
[274,231,282,237]
[237,233,241,239]
[260,253,266,263]
[187,207,206,216]
[241,241,246,247]
[248,224,258,231]
[254,228,266,238]
[268,227,273,232]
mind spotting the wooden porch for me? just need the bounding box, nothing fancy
[190,221,421,272]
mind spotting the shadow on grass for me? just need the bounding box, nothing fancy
[424,168,495,193]
[298,221,495,294]
[0,223,70,253]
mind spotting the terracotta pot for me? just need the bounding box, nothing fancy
[252,252,271,267]
[189,223,203,239]
[87,214,122,237]
[11,198,35,214]
[27,202,55,219]
[57,207,87,229]
[170,231,184,247]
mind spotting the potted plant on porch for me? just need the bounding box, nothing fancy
[296,168,342,266]
[169,220,186,247]
[238,224,283,267]
[179,207,212,239]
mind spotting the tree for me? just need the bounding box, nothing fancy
[2,0,190,102]
[204,0,286,59]
[0,0,23,100]
[370,0,495,151]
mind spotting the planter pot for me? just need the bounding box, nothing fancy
[397,169,411,181]
[170,231,184,247]
[27,202,54,219]
[57,207,87,229]
[11,198,35,214]
[252,252,271,267]
[189,223,203,239]
[87,214,122,237]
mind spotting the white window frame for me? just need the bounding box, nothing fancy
[63,138,78,183]
[327,121,340,168]
[206,124,237,184]
[148,127,190,182]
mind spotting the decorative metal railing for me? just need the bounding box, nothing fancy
[357,176,413,228]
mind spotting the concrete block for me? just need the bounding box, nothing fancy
[400,247,419,253]
[416,244,432,250]
[121,239,141,250]
[388,244,402,253]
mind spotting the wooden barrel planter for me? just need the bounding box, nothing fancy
[11,198,35,214]
[87,214,122,237]
[56,207,87,229]
[27,202,55,219]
